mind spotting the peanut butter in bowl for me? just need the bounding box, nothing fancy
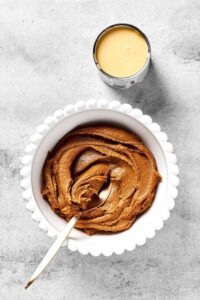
[42,125,161,235]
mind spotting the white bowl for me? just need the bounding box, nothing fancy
[20,99,179,256]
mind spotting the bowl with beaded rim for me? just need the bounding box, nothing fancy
[20,99,179,256]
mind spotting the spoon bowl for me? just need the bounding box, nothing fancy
[21,101,179,257]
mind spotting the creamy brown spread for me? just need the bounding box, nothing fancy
[42,125,161,235]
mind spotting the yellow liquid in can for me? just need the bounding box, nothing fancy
[96,26,149,78]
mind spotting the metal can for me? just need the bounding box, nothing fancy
[93,23,151,89]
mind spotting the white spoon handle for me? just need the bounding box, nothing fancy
[25,216,78,289]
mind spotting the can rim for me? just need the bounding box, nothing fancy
[93,23,151,80]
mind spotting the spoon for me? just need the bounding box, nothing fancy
[25,183,111,289]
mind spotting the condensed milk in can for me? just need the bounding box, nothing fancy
[93,24,151,89]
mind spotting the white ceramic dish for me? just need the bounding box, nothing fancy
[20,99,179,256]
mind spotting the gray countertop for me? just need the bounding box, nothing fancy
[1,0,200,299]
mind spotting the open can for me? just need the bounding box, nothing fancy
[93,23,151,89]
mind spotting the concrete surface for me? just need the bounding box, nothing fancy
[0,0,200,299]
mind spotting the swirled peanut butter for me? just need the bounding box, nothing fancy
[42,125,161,235]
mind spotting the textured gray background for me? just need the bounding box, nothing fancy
[0,0,200,299]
